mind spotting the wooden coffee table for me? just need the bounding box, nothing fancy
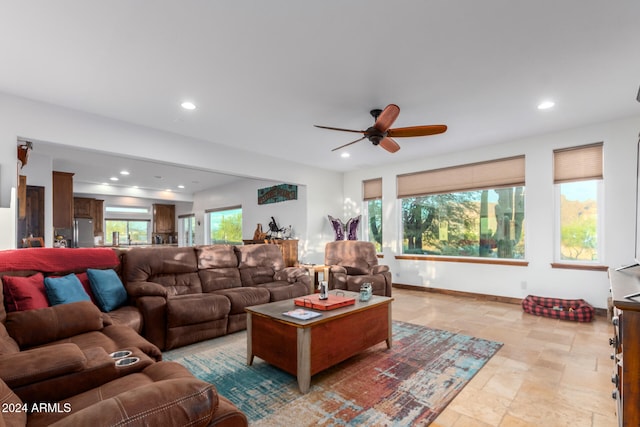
[245,291,393,393]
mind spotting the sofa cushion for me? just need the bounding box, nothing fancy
[258,281,310,302]
[214,287,270,315]
[44,273,91,306]
[6,301,104,348]
[2,273,49,312]
[197,244,242,291]
[166,293,230,328]
[87,268,128,312]
[123,247,202,296]
[25,362,218,427]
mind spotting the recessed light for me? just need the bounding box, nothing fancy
[120,170,130,175]
[178,185,185,189]
[181,101,196,110]
[110,177,119,181]
[165,189,172,192]
[537,100,555,110]
[341,152,350,158]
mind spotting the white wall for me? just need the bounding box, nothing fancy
[343,115,640,309]
[3,91,638,308]
[193,178,338,264]
[0,92,343,253]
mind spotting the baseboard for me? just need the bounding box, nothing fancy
[392,283,608,317]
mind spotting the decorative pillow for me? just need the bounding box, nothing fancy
[346,215,361,240]
[1,273,49,312]
[87,268,128,312]
[44,273,91,306]
[328,215,345,241]
[75,272,98,304]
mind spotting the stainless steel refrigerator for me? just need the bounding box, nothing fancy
[73,218,94,248]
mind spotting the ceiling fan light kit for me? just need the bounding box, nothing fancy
[315,104,447,153]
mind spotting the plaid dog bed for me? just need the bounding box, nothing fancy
[522,295,594,322]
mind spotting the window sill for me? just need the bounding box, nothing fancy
[550,263,608,272]
[395,255,528,267]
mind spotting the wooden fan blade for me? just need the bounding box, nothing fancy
[314,125,365,134]
[387,125,447,138]
[331,136,366,152]
[379,137,401,153]
[373,104,400,132]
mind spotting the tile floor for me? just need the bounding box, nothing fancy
[391,287,617,427]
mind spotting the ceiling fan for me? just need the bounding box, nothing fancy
[314,104,447,153]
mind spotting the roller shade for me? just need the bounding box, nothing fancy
[363,178,382,200]
[553,142,603,183]
[397,155,525,198]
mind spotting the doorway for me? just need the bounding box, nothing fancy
[17,186,45,247]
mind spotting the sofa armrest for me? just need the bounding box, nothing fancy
[372,265,389,274]
[50,377,219,427]
[126,281,168,298]
[0,343,86,388]
[328,265,347,275]
[326,265,348,291]
[274,267,309,283]
[136,296,168,350]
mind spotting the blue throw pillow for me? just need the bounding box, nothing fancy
[44,273,91,306]
[86,268,128,312]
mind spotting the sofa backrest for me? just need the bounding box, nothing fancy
[122,246,202,296]
[196,245,242,292]
[235,244,285,286]
[0,248,121,322]
[324,240,379,273]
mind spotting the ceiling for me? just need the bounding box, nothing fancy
[3,1,640,197]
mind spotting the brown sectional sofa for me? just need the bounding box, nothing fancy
[123,243,311,350]
[0,247,248,426]
[0,361,246,426]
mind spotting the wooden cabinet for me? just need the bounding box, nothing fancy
[609,267,640,426]
[278,239,298,267]
[242,239,298,267]
[74,197,94,218]
[153,204,175,234]
[52,171,74,229]
[93,199,104,234]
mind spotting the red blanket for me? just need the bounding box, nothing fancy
[0,248,119,273]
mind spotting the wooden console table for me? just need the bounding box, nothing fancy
[242,239,298,267]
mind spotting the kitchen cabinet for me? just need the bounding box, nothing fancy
[74,197,94,218]
[153,204,175,234]
[93,199,104,235]
[52,171,74,230]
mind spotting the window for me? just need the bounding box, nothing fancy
[205,206,242,244]
[397,156,525,259]
[105,220,150,245]
[179,214,196,246]
[363,178,382,252]
[554,143,603,263]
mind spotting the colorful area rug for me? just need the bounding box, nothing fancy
[164,321,502,426]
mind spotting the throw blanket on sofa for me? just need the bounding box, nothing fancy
[0,248,119,273]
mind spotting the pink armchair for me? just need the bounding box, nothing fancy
[324,241,392,297]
